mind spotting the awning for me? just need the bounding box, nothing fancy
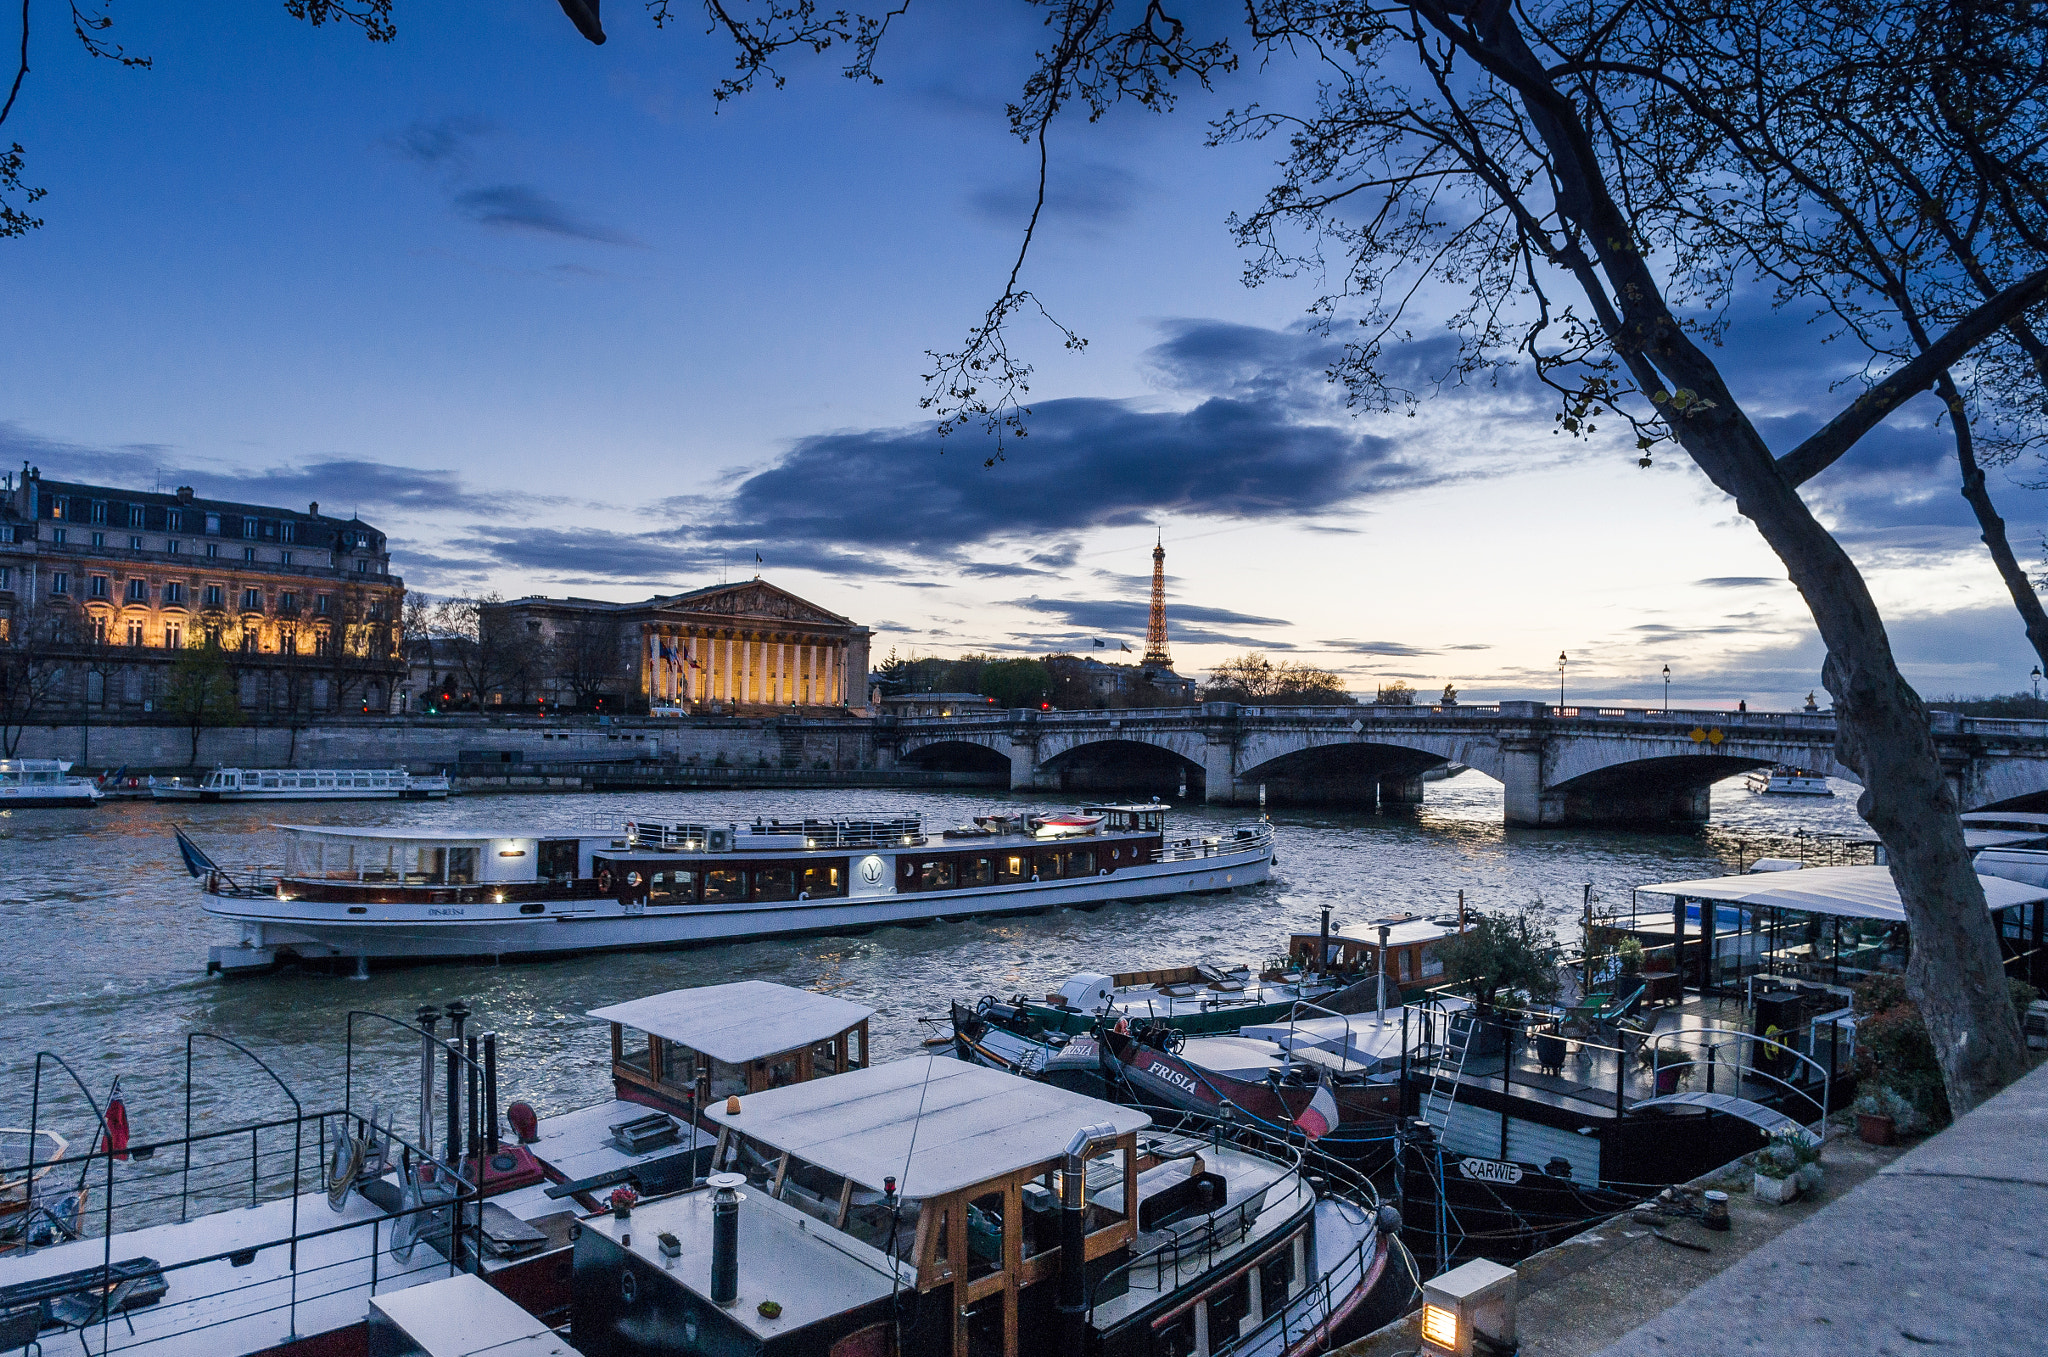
[588,981,873,1064]
[1635,864,2048,921]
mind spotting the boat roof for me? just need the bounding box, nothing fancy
[275,824,593,841]
[587,981,872,1063]
[1960,811,2048,828]
[1635,863,2048,920]
[703,1056,1148,1198]
[1965,829,2048,849]
[1301,913,1464,947]
[0,759,71,772]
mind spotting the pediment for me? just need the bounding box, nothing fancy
[656,582,851,627]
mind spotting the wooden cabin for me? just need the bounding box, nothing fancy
[589,981,873,1122]
[1289,913,1468,995]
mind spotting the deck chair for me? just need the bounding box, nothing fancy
[0,1306,42,1357]
[49,1278,140,1355]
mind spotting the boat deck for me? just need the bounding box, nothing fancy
[1433,993,1848,1123]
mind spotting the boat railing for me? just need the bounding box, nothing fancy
[1153,823,1272,863]
[1645,1025,1832,1138]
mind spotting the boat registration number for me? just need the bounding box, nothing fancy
[1457,1157,1523,1184]
[427,908,467,917]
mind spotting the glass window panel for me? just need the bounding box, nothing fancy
[703,868,746,903]
[966,1190,1006,1280]
[801,864,846,897]
[920,859,956,890]
[753,867,798,902]
[959,857,994,888]
[618,1027,653,1074]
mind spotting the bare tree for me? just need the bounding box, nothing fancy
[325,588,401,714]
[0,609,70,755]
[548,614,622,710]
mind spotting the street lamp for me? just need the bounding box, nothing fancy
[2032,665,2041,701]
[1662,664,1671,714]
[1557,651,1568,708]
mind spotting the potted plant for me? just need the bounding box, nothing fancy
[1853,1083,1918,1145]
[1766,1129,1823,1194]
[1752,1141,1800,1205]
[1650,1046,1694,1096]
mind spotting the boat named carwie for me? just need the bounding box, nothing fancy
[186,803,1272,972]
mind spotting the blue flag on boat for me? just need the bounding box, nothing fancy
[172,825,219,879]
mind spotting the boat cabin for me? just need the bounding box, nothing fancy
[274,825,601,899]
[1082,803,1170,834]
[0,759,78,785]
[1289,914,1468,993]
[589,980,874,1120]
[572,1058,1150,1357]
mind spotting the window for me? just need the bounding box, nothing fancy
[800,864,845,897]
[278,590,297,612]
[166,511,181,532]
[649,868,699,905]
[918,859,956,890]
[656,1039,698,1090]
[89,615,106,644]
[280,550,293,565]
[128,536,141,550]
[125,578,146,602]
[88,575,108,598]
[242,516,257,538]
[51,528,65,544]
[278,625,296,654]
[1036,852,1063,880]
[128,505,143,528]
[50,572,68,594]
[315,594,331,615]
[125,620,143,646]
[1066,849,1096,877]
[355,559,369,572]
[280,521,295,544]
[959,857,994,888]
[163,623,181,649]
[90,502,107,525]
[241,588,262,610]
[997,853,1029,884]
[168,539,182,555]
[0,567,9,588]
[204,513,220,534]
[163,581,184,604]
[0,526,12,543]
[702,868,746,903]
[204,585,223,608]
[752,867,798,902]
[240,630,256,652]
[90,532,105,548]
[204,543,218,558]
[49,499,62,519]
[242,547,256,562]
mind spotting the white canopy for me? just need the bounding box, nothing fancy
[588,981,872,1064]
[704,1056,1148,1198]
[1636,863,2048,921]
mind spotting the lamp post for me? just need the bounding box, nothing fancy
[2032,666,2041,702]
[1662,664,1670,714]
[1557,651,1568,708]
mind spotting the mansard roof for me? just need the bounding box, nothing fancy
[501,579,861,631]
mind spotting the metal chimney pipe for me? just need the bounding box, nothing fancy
[416,1007,439,1158]
[444,1039,462,1167]
[1377,923,1392,1016]
[482,1033,501,1153]
[1319,907,1331,975]
[1057,1122,1121,1357]
[707,1172,746,1306]
[466,1035,481,1161]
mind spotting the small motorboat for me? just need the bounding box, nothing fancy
[0,1128,71,1237]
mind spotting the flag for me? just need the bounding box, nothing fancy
[99,1078,131,1162]
[1092,638,1106,649]
[755,552,763,564]
[173,826,219,879]
[1296,1073,1340,1140]
[1120,642,1133,653]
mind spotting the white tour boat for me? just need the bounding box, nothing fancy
[152,766,451,802]
[184,803,1274,973]
[1744,764,1834,796]
[0,759,101,808]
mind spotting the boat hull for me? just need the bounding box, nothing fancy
[153,787,445,801]
[204,842,1273,966]
[0,789,100,808]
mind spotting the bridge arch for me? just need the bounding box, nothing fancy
[896,737,1013,777]
[1236,741,1458,808]
[1037,738,1206,799]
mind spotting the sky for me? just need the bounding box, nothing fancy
[2,2,2042,710]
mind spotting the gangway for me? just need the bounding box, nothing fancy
[1626,1091,1820,1145]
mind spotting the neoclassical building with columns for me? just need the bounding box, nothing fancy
[487,581,871,714]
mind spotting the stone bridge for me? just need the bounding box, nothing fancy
[876,700,2048,827]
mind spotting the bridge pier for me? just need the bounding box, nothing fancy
[1203,737,1245,804]
[1535,782,1713,828]
[1379,773,1425,811]
[1008,733,1044,791]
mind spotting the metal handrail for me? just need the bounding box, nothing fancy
[1645,1025,1832,1137]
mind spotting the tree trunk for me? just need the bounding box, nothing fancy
[1945,377,2048,668]
[1474,10,2029,1114]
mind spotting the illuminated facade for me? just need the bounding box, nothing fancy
[0,466,406,715]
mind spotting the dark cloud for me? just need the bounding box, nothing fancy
[452,526,906,584]
[1697,576,1782,588]
[1143,320,1345,406]
[969,161,1144,228]
[1324,639,1436,657]
[383,116,493,167]
[1019,597,1290,633]
[453,185,639,246]
[728,394,1434,554]
[961,562,1056,578]
[1444,643,1494,651]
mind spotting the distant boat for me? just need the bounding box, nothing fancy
[0,759,101,808]
[1746,765,1834,796]
[152,766,450,802]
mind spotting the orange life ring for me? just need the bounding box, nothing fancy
[597,867,615,893]
[625,870,644,889]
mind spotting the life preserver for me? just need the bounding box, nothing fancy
[597,867,615,893]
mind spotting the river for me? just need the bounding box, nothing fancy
[0,776,1872,1147]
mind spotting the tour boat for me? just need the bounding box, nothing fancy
[182,803,1274,973]
[1744,765,1834,796]
[0,760,101,808]
[152,766,451,802]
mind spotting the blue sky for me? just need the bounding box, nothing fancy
[3,2,2042,708]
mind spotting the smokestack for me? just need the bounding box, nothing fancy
[416,1006,439,1159]
[1058,1123,1121,1357]
[708,1172,745,1306]
[483,1033,501,1153]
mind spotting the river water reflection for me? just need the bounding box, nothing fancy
[0,776,1872,1135]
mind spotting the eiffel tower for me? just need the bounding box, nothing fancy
[1143,530,1172,668]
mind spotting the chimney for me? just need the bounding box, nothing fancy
[176,486,194,504]
[708,1172,745,1305]
[308,501,319,516]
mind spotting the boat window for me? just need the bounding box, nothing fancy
[703,869,747,904]
[777,1157,849,1227]
[707,1057,748,1100]
[1080,1147,1128,1235]
[657,1039,698,1090]
[760,1052,800,1089]
[1066,849,1095,876]
[653,869,699,904]
[1153,1307,1198,1357]
[1420,945,1444,978]
[1260,1235,1300,1302]
[958,857,994,888]
[753,867,798,902]
[718,1133,784,1192]
[997,854,1029,884]
[845,1190,920,1262]
[410,847,447,884]
[1208,1272,1253,1345]
[1036,852,1063,880]
[800,864,846,897]
[965,1190,1006,1281]
[539,839,579,882]
[811,1037,842,1077]
[920,859,957,890]
[447,847,478,885]
[617,1026,653,1076]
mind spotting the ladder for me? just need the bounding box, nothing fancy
[1421,1004,1477,1133]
